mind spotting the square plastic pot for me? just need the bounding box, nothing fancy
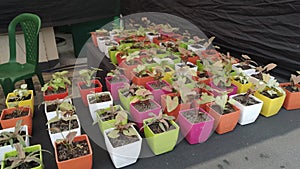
[280,83,300,110]
[105,75,130,101]
[160,93,191,119]
[119,60,142,80]
[229,93,263,125]
[231,77,252,94]
[44,98,72,121]
[145,80,172,105]
[131,72,155,88]
[104,126,142,168]
[43,86,69,101]
[77,79,103,107]
[143,118,179,155]
[6,90,34,115]
[87,92,113,122]
[118,88,133,112]
[232,63,256,75]
[177,108,214,144]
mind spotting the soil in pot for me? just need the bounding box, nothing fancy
[284,85,300,92]
[236,65,252,70]
[190,44,204,49]
[251,73,263,80]
[3,109,29,120]
[147,121,176,134]
[165,55,178,60]
[50,119,79,134]
[182,110,210,124]
[149,81,168,90]
[198,72,210,78]
[125,60,140,66]
[108,132,139,148]
[80,83,100,90]
[47,103,58,112]
[88,94,111,104]
[211,103,236,115]
[4,152,40,169]
[56,140,90,161]
[7,94,31,102]
[232,94,260,106]
[260,91,280,99]
[147,33,159,36]
[99,107,122,121]
[177,63,196,69]
[108,76,128,84]
[0,131,26,146]
[45,87,67,95]
[133,100,158,112]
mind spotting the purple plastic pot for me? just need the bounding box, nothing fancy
[145,80,172,104]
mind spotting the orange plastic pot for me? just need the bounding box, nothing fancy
[193,88,214,110]
[0,107,33,135]
[205,103,240,134]
[280,83,300,110]
[131,72,155,87]
[43,86,68,101]
[192,71,213,85]
[187,55,200,65]
[55,134,93,169]
[161,93,191,119]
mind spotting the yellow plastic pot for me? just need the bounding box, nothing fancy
[254,89,286,117]
[6,90,34,115]
[231,78,252,94]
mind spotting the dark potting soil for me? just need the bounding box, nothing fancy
[284,85,300,93]
[99,107,122,121]
[149,81,167,90]
[198,72,209,78]
[178,63,196,68]
[108,76,128,84]
[45,87,66,95]
[211,103,236,115]
[108,132,139,148]
[232,94,260,106]
[7,94,31,102]
[133,100,158,112]
[80,83,100,90]
[3,110,29,120]
[88,94,111,104]
[166,55,178,60]
[50,119,79,134]
[135,73,150,78]
[47,103,58,112]
[0,131,26,146]
[56,140,90,162]
[4,152,40,169]
[236,65,252,70]
[190,44,203,49]
[148,121,176,134]
[260,91,280,99]
[182,110,210,124]
[147,32,159,36]
[251,73,263,80]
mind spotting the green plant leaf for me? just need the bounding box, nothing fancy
[158,122,166,132]
[108,129,120,139]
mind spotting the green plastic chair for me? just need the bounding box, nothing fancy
[0,13,45,97]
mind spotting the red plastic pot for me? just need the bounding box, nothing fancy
[77,79,103,106]
[131,72,155,87]
[43,86,68,101]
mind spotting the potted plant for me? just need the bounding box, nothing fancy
[231,70,253,94]
[232,54,257,75]
[47,103,81,147]
[146,64,173,104]
[119,51,142,80]
[249,63,277,83]
[53,131,93,169]
[77,67,103,106]
[118,83,143,111]
[280,71,300,110]
[142,111,179,155]
[87,91,113,122]
[187,36,215,53]
[90,29,108,47]
[1,144,44,169]
[0,120,29,160]
[174,50,198,72]
[97,36,111,52]
[94,105,127,134]
[41,71,71,101]
[131,64,155,87]
[229,89,263,125]
[44,97,72,121]
[103,40,119,57]
[201,93,240,134]
[103,113,142,168]
[250,73,286,117]
[1,103,32,135]
[177,107,214,144]
[105,67,130,100]
[130,88,161,129]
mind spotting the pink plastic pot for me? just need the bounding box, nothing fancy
[130,99,161,129]
[177,108,214,144]
[105,75,129,100]
[145,80,172,104]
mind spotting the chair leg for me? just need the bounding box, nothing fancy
[1,78,14,98]
[25,78,36,95]
[36,69,45,86]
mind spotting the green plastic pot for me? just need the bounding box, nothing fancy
[118,88,134,111]
[1,144,43,169]
[108,47,119,64]
[143,118,180,155]
[95,105,127,134]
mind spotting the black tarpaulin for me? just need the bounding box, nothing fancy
[121,0,300,79]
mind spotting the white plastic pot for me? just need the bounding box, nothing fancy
[0,125,29,160]
[232,63,256,75]
[104,40,119,58]
[187,44,206,53]
[97,36,111,52]
[175,62,198,72]
[146,32,159,43]
[104,126,142,168]
[44,98,72,121]
[87,92,113,122]
[229,93,263,125]
[47,115,81,147]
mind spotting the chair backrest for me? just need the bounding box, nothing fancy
[8,13,41,66]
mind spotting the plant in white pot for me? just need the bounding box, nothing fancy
[232,54,257,75]
[229,89,263,125]
[43,97,73,121]
[87,91,113,122]
[103,112,142,168]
